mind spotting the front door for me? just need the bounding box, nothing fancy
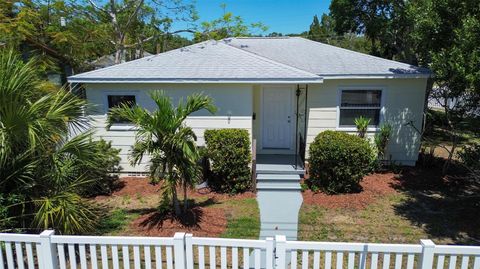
[262,86,293,149]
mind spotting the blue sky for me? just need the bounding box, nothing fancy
[174,0,331,38]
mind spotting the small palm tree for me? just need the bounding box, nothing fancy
[354,116,371,138]
[108,91,216,216]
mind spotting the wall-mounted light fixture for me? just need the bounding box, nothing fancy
[227,110,232,124]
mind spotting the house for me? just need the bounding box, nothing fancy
[68,37,431,174]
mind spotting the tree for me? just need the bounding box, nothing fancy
[194,4,268,41]
[85,0,196,64]
[409,0,480,173]
[108,91,216,216]
[308,14,335,43]
[329,0,415,62]
[0,49,117,234]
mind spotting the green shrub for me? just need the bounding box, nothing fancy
[81,139,122,196]
[457,143,480,171]
[204,129,251,194]
[308,130,376,194]
[374,123,393,159]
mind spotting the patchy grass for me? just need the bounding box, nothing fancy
[219,198,260,239]
[93,178,260,238]
[299,166,480,245]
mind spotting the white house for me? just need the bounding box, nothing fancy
[68,37,431,174]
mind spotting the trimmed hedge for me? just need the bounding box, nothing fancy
[204,129,252,194]
[308,130,376,194]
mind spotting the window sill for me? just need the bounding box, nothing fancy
[336,127,380,132]
[108,124,138,131]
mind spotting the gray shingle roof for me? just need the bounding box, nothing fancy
[68,40,323,83]
[224,37,430,77]
[69,37,430,83]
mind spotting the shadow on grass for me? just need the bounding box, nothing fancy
[391,160,480,244]
[138,198,219,229]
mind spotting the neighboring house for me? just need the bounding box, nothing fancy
[90,51,153,69]
[68,37,431,173]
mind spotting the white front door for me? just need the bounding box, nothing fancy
[262,86,294,149]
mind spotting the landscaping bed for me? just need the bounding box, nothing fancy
[299,166,480,245]
[94,177,259,238]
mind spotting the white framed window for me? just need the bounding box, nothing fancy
[337,88,385,130]
[104,92,138,130]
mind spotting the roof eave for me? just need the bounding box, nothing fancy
[320,73,432,80]
[67,77,325,84]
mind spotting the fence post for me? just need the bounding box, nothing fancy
[184,234,194,269]
[275,235,287,269]
[174,232,186,269]
[266,237,275,269]
[39,230,58,269]
[419,239,436,269]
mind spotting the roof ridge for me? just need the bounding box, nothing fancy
[221,40,320,78]
[293,37,428,71]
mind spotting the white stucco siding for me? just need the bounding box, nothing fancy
[305,78,428,165]
[84,83,253,173]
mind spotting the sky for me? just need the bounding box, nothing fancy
[174,0,331,38]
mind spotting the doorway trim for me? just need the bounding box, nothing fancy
[259,85,296,154]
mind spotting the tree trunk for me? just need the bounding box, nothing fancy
[183,181,188,213]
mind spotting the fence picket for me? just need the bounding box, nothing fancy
[325,251,332,269]
[112,245,119,269]
[232,247,238,269]
[254,249,261,269]
[133,245,141,269]
[209,246,216,269]
[337,252,344,269]
[437,255,445,269]
[155,246,162,269]
[166,246,173,269]
[145,246,152,269]
[198,246,205,269]
[395,254,403,269]
[460,256,469,269]
[57,244,66,269]
[313,251,320,269]
[371,253,379,269]
[0,245,4,269]
[449,256,457,269]
[347,252,355,269]
[243,248,249,269]
[302,250,309,269]
[101,245,109,269]
[221,247,227,269]
[68,244,77,269]
[15,242,25,269]
[89,244,98,269]
[407,254,414,269]
[291,250,297,269]
[25,242,34,269]
[5,242,14,269]
[78,244,87,269]
[123,245,131,269]
[473,256,480,269]
[383,253,391,269]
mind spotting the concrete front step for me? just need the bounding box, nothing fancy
[256,168,305,175]
[256,183,301,190]
[256,174,301,183]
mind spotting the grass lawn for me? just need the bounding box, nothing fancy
[93,177,260,239]
[299,167,480,245]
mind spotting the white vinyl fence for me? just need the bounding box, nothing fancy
[1,231,479,269]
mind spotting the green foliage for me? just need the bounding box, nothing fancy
[194,4,267,41]
[204,129,252,194]
[108,90,216,215]
[375,123,393,159]
[0,49,119,234]
[308,131,376,194]
[457,143,480,171]
[81,139,122,196]
[354,116,371,138]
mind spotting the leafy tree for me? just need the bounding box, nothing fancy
[0,49,118,234]
[307,14,335,43]
[108,91,216,216]
[194,4,268,41]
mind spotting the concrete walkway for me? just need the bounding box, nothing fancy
[255,155,304,240]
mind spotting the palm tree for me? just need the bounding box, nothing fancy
[108,91,216,215]
[0,49,110,234]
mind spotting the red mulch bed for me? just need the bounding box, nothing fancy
[302,172,399,209]
[97,177,255,237]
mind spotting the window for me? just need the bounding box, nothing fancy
[107,95,136,123]
[339,89,382,127]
